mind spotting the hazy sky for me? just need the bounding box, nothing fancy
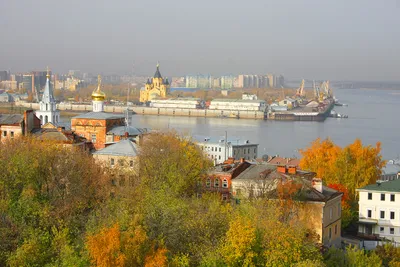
[0,0,399,81]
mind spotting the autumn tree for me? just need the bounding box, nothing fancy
[300,138,385,200]
[0,137,110,266]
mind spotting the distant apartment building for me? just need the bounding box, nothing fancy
[267,74,275,88]
[185,75,212,89]
[209,99,267,112]
[0,71,9,81]
[237,74,268,88]
[357,179,400,246]
[220,75,234,89]
[22,74,34,93]
[212,77,221,89]
[65,77,84,91]
[0,81,18,90]
[194,136,258,164]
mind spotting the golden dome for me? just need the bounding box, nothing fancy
[92,75,106,101]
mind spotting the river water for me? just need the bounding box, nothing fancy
[61,88,399,159]
[126,89,399,160]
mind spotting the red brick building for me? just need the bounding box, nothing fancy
[203,158,252,200]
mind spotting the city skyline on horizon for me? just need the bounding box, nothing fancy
[1,0,399,82]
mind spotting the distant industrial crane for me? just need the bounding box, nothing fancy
[296,79,305,97]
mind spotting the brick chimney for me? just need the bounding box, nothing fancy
[312,178,323,193]
[277,165,287,174]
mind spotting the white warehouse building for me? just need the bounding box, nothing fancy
[194,135,258,164]
[209,99,267,111]
[357,179,400,247]
[150,98,205,109]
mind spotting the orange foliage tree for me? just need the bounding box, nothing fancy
[144,246,168,267]
[300,138,385,199]
[86,223,126,267]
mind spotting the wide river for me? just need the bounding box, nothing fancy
[63,88,400,160]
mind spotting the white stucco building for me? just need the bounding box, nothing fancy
[357,179,400,244]
[209,99,266,112]
[35,70,60,126]
[150,98,205,109]
[194,136,258,164]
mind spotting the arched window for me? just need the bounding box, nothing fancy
[45,115,48,123]
[40,115,43,122]
[46,104,48,111]
[214,178,220,188]
[206,178,211,188]
[222,179,228,188]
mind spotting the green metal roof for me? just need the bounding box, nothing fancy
[358,179,400,192]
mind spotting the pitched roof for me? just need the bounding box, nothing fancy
[107,126,147,136]
[72,112,124,120]
[268,157,300,167]
[233,164,341,202]
[358,179,400,193]
[0,114,23,125]
[93,139,138,157]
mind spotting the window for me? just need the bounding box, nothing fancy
[391,211,395,220]
[367,209,372,218]
[219,155,221,160]
[335,225,338,235]
[254,148,256,153]
[329,228,332,239]
[222,179,228,188]
[214,178,220,188]
[381,194,386,201]
[206,178,211,188]
[234,150,236,155]
[390,228,395,235]
[211,147,214,152]
[329,208,333,219]
[110,158,115,167]
[10,131,14,139]
[391,194,395,202]
[381,210,385,219]
[248,148,250,153]
[219,147,221,152]
[91,134,97,143]
[130,160,134,167]
[368,193,372,200]
[222,194,228,201]
[380,227,384,233]
[3,131,6,137]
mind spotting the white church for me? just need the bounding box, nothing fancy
[35,68,60,126]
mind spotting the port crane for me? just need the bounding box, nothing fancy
[296,79,305,97]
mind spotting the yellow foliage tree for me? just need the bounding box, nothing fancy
[221,217,258,266]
